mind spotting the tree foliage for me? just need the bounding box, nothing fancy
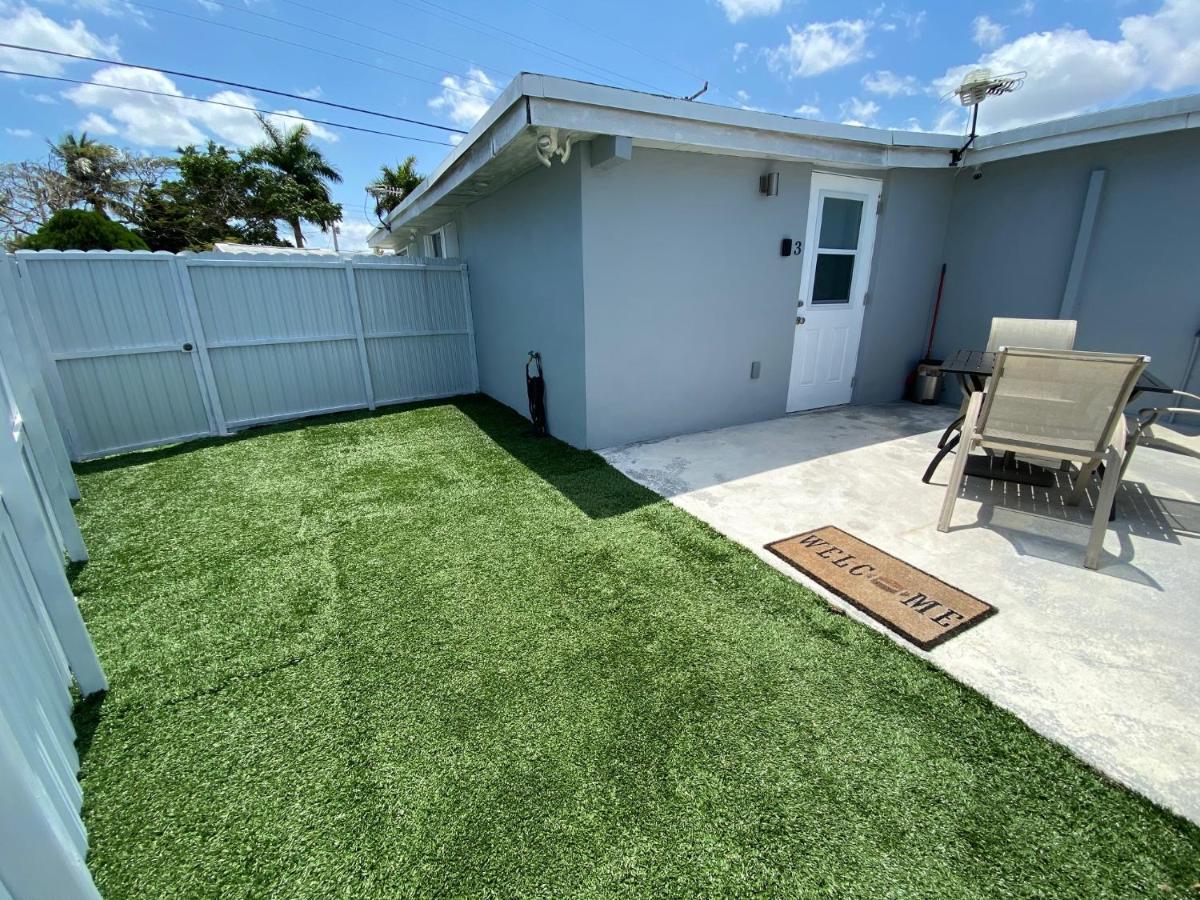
[243,115,342,248]
[133,143,286,252]
[20,209,149,251]
[3,120,350,253]
[1,133,170,247]
[371,157,422,219]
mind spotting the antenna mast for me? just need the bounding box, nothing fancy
[948,68,1025,166]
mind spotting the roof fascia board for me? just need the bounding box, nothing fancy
[527,96,951,169]
[969,109,1200,165]
[527,74,961,152]
[973,93,1200,152]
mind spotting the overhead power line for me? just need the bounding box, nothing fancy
[272,0,513,83]
[0,69,456,145]
[126,1,490,101]
[0,44,468,134]
[513,0,733,104]
[195,0,502,94]
[389,0,674,95]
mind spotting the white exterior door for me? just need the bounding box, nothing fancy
[786,173,881,412]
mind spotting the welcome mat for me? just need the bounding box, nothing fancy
[765,526,995,650]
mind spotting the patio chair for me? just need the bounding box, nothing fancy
[928,318,1078,477]
[1119,390,1200,480]
[937,347,1148,569]
[938,318,1078,442]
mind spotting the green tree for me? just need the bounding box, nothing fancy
[133,142,285,252]
[48,132,170,221]
[370,156,421,219]
[50,132,121,214]
[244,115,342,248]
[20,209,148,251]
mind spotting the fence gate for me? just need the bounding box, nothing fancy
[14,251,478,461]
[16,253,216,459]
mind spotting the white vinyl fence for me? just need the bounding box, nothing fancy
[13,250,479,460]
[0,251,107,899]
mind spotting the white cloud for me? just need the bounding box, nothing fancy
[934,0,1200,132]
[297,86,323,100]
[1122,0,1200,91]
[793,104,821,117]
[734,88,766,111]
[5,127,34,138]
[732,41,749,60]
[428,67,500,128]
[330,220,375,252]
[876,6,926,38]
[77,112,118,135]
[861,69,919,97]
[716,0,782,23]
[933,106,968,134]
[64,66,339,148]
[0,4,119,76]
[767,19,870,78]
[36,0,148,27]
[1014,0,1034,16]
[972,15,1005,48]
[839,96,881,126]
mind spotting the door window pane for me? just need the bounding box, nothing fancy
[819,197,863,250]
[812,253,855,304]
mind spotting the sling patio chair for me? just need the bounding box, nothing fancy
[934,317,1078,456]
[1120,390,1200,479]
[937,347,1149,570]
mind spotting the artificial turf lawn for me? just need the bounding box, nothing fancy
[70,396,1199,898]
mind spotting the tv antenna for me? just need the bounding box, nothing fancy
[947,68,1025,166]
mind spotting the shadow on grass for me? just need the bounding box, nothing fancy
[72,689,106,765]
[71,398,470,476]
[454,397,660,520]
[71,393,661,520]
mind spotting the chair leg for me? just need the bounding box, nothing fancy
[1068,459,1100,506]
[1084,449,1122,569]
[937,415,964,450]
[938,395,982,532]
[922,433,959,484]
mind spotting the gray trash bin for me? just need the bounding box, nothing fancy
[908,360,943,405]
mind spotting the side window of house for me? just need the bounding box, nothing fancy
[426,230,444,258]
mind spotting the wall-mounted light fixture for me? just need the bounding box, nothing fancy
[759,172,780,196]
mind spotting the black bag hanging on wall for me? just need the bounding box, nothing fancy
[526,351,547,436]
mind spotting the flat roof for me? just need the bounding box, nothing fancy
[370,74,1200,247]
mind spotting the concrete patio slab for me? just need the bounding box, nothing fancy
[602,403,1200,823]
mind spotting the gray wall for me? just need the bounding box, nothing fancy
[852,168,955,404]
[455,154,588,447]
[580,146,813,448]
[936,129,1200,394]
[578,146,954,447]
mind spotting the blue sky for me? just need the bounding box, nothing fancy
[2,0,1197,248]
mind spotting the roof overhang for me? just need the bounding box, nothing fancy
[369,75,1200,249]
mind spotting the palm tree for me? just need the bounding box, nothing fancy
[370,157,421,219]
[245,114,342,248]
[49,132,123,215]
